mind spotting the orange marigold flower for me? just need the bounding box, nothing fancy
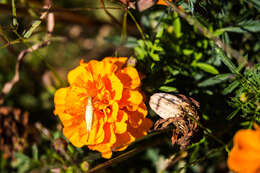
[54,57,153,158]
[227,124,260,173]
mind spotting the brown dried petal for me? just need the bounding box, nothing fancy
[150,93,200,149]
[149,93,199,120]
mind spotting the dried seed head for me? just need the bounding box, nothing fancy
[149,93,199,119]
[149,93,201,149]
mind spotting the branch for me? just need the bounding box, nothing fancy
[0,0,54,104]
[0,41,50,104]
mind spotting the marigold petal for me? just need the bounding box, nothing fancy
[119,89,143,110]
[128,118,153,139]
[126,103,148,128]
[88,114,105,145]
[103,57,128,70]
[68,65,93,87]
[112,132,135,151]
[116,67,140,89]
[63,126,84,148]
[87,60,111,80]
[65,86,88,116]
[106,102,119,123]
[88,123,116,158]
[115,122,127,134]
[101,151,113,159]
[126,110,143,128]
[103,74,123,101]
[57,112,77,127]
[54,88,68,115]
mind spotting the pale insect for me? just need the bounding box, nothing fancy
[85,96,94,133]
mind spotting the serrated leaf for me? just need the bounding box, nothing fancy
[215,48,238,74]
[198,73,233,87]
[195,62,219,74]
[222,80,240,95]
[159,86,178,92]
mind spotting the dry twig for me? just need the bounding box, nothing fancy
[0,0,54,104]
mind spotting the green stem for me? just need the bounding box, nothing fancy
[12,0,18,27]
[127,10,145,40]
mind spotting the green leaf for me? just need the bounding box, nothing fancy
[32,144,38,161]
[195,62,219,74]
[24,20,42,38]
[173,12,182,38]
[159,86,178,92]
[212,29,225,36]
[221,20,260,33]
[222,80,240,95]
[198,73,233,87]
[183,49,194,55]
[227,107,241,120]
[215,48,238,74]
[11,153,31,173]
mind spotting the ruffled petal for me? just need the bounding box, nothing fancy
[103,57,128,70]
[68,64,93,87]
[103,74,123,101]
[63,126,84,148]
[54,88,68,115]
[116,67,140,89]
[65,86,87,116]
[119,89,143,111]
[112,132,135,151]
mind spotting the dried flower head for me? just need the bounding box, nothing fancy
[227,124,260,173]
[54,57,153,158]
[149,93,200,149]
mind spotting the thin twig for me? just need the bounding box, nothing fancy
[0,0,54,104]
[87,129,170,173]
[0,40,50,104]
[163,0,246,65]
[99,0,122,26]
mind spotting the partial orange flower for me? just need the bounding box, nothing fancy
[54,57,153,158]
[157,0,172,6]
[227,124,260,173]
